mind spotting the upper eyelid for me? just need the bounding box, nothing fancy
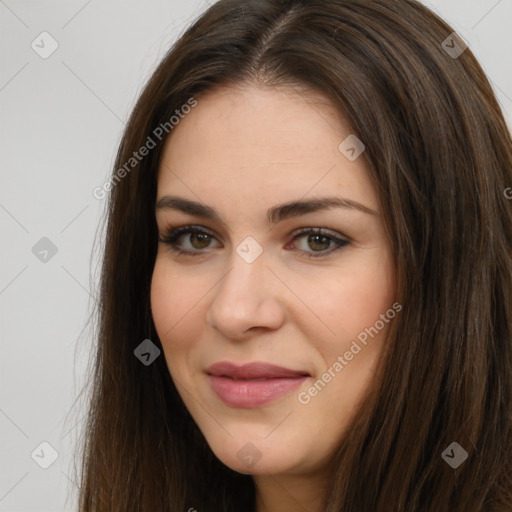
[159,225,350,254]
[158,224,348,241]
[158,225,350,261]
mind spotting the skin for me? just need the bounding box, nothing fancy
[150,83,397,512]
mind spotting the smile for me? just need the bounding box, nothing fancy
[205,361,310,408]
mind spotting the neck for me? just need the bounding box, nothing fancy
[253,471,329,512]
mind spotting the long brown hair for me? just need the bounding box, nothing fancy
[75,0,512,510]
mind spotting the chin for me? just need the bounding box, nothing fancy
[204,433,307,476]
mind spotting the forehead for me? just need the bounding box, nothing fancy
[156,84,378,214]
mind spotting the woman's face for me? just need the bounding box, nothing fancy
[151,84,396,478]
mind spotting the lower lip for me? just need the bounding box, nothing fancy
[208,375,308,408]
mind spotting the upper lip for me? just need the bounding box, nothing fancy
[206,361,310,379]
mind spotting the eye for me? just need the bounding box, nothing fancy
[158,225,220,255]
[287,227,349,258]
[158,224,349,258]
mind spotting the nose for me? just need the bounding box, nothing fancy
[205,245,285,339]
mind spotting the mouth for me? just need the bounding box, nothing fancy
[205,361,310,408]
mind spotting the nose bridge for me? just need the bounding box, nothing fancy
[206,240,284,337]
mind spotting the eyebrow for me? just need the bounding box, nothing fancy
[155,195,377,224]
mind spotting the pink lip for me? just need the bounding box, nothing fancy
[205,361,310,408]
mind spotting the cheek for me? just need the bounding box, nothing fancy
[150,258,207,332]
[150,263,178,338]
[150,260,205,372]
[305,256,395,337]
[300,250,396,374]
[342,270,395,332]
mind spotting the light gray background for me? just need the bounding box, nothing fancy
[1,1,511,510]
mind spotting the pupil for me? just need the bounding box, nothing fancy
[188,233,331,251]
[192,233,210,248]
[309,234,329,251]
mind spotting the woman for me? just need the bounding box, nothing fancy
[77,0,512,510]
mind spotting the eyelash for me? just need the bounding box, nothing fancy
[158,224,350,259]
